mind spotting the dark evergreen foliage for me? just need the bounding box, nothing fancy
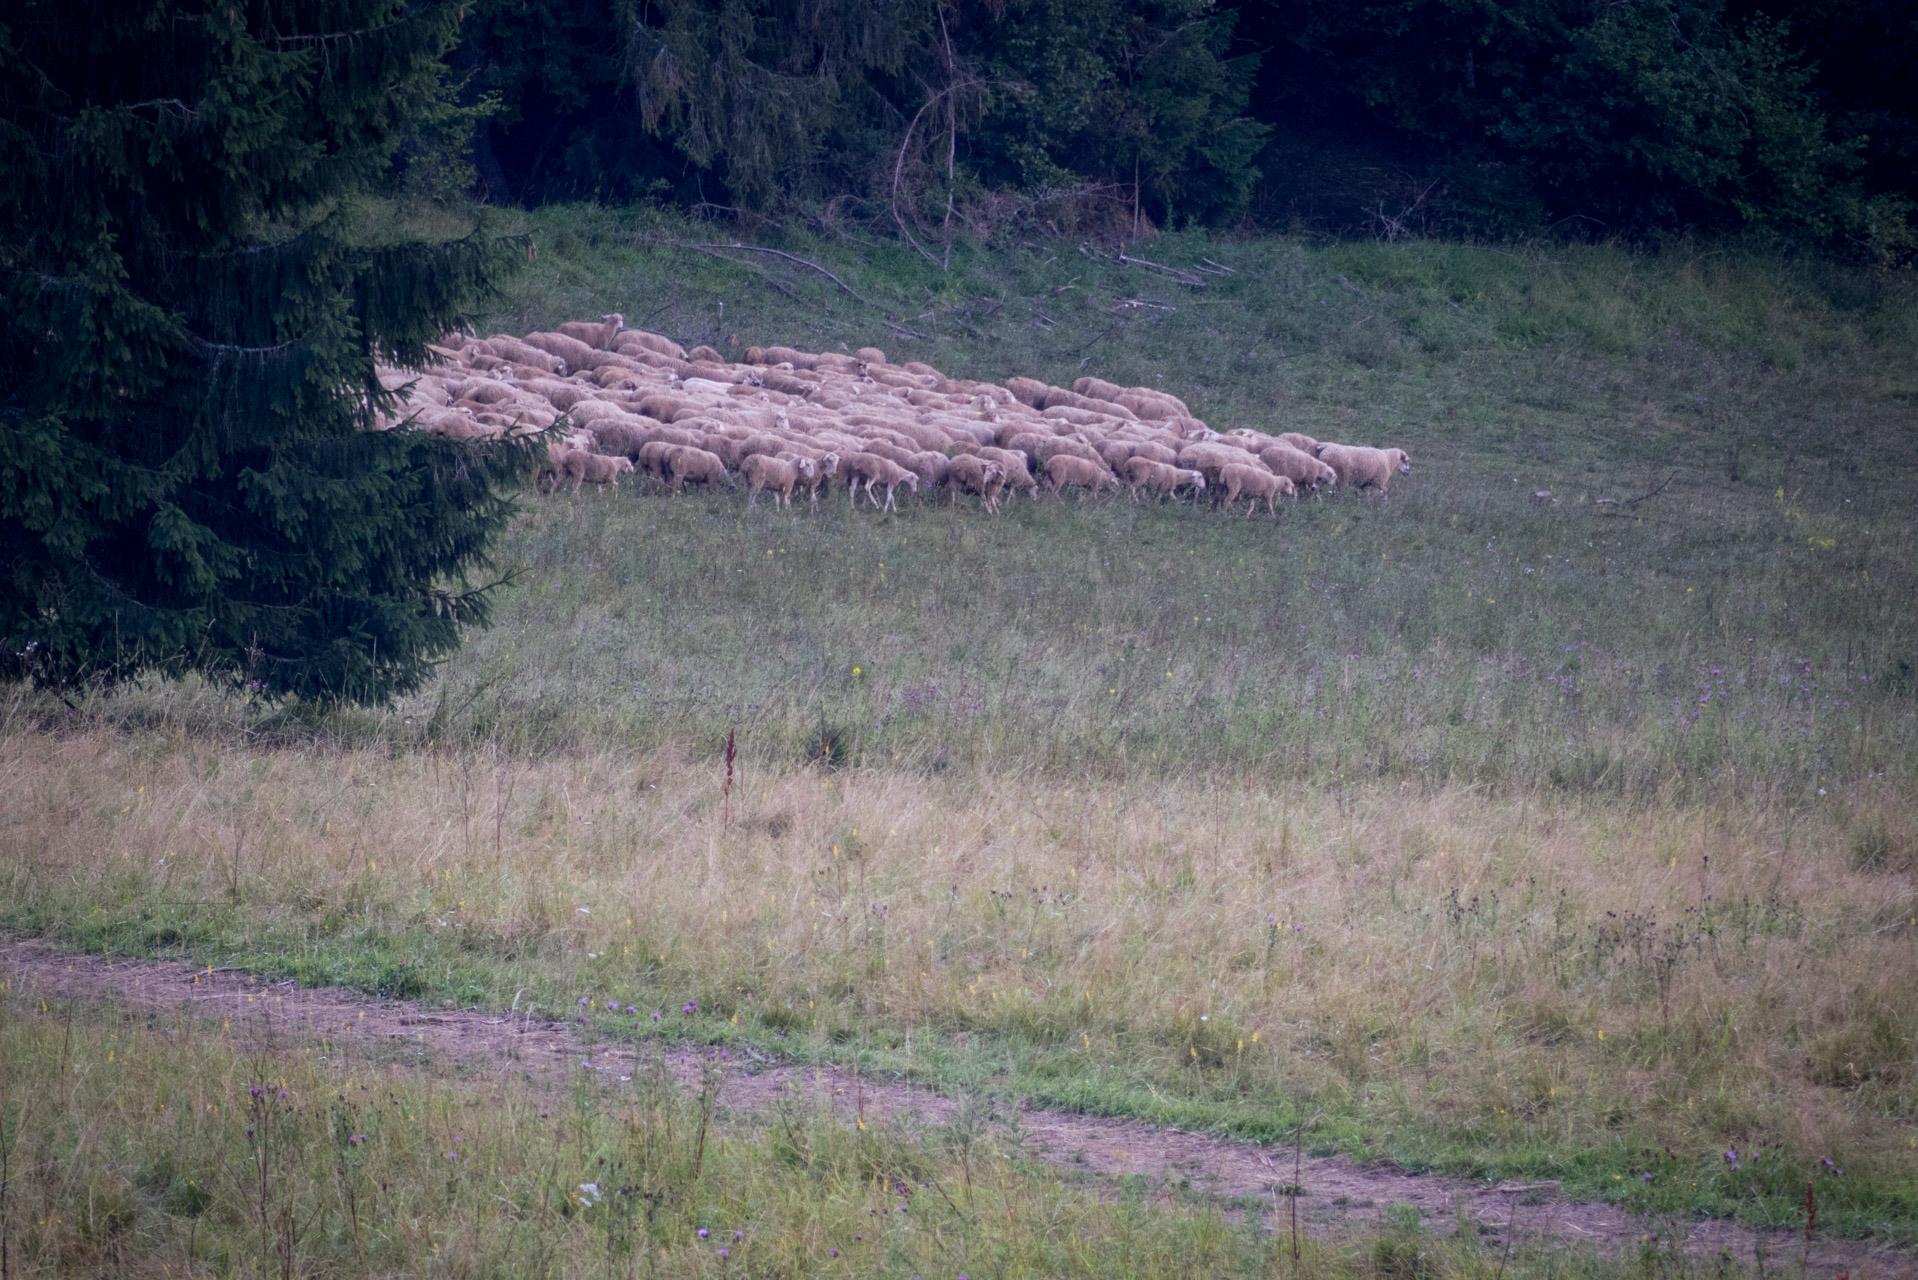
[453,0,1910,247]
[462,0,1267,228]
[1234,0,1910,244]
[0,0,533,703]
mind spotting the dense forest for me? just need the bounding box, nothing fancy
[432,0,1916,256]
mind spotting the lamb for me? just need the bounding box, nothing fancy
[1258,444,1339,492]
[534,443,577,493]
[1219,464,1295,516]
[666,445,736,493]
[1122,456,1206,503]
[946,455,1007,513]
[740,453,805,509]
[1314,443,1411,493]
[797,451,840,506]
[1177,442,1266,491]
[550,448,634,496]
[842,452,920,512]
[558,314,626,350]
[1043,454,1115,501]
[1032,436,1109,470]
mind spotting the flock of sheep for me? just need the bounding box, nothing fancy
[377,314,1413,516]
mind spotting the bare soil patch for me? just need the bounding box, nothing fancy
[4,939,1904,1273]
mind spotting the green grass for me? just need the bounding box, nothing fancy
[4,991,1794,1279]
[6,211,1917,1262]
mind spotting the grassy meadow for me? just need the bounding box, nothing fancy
[4,209,1916,1272]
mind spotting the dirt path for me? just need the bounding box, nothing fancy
[3,940,1905,1274]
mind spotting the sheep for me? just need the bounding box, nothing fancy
[520,331,599,372]
[1278,432,1320,455]
[555,449,635,496]
[618,330,686,360]
[534,443,576,493]
[1177,442,1266,491]
[1219,464,1295,516]
[1257,444,1339,492]
[1030,435,1109,470]
[635,439,680,482]
[741,453,805,509]
[666,445,736,493]
[1072,376,1128,402]
[797,451,840,506]
[1314,443,1411,493]
[976,447,1039,499]
[842,452,920,512]
[1043,454,1115,501]
[1129,440,1179,466]
[1005,376,1050,408]
[947,455,1007,513]
[479,336,563,373]
[904,450,951,491]
[585,418,655,461]
[854,347,887,365]
[558,314,626,349]
[1122,456,1207,503]
[1221,428,1277,450]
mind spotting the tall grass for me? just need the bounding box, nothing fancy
[12,993,1831,1279]
[4,729,1914,1238]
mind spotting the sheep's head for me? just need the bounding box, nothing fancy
[901,472,920,493]
[1393,449,1411,473]
[818,452,840,475]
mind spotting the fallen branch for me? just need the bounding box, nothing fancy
[681,246,798,299]
[1624,471,1677,507]
[1116,252,1208,287]
[693,242,868,303]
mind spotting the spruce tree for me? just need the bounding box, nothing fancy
[0,0,532,703]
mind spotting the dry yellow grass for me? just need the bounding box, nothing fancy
[6,726,1913,1226]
